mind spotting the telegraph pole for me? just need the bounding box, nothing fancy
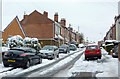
[78,26,79,33]
[0,0,2,64]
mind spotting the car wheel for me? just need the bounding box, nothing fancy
[50,58,53,60]
[85,56,87,60]
[57,54,59,58]
[66,51,68,54]
[24,60,30,69]
[99,56,101,59]
[38,58,42,64]
[3,63,9,67]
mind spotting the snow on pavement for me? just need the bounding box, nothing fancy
[68,47,118,77]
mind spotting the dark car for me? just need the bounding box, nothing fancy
[3,47,42,68]
[59,44,70,53]
[112,45,118,58]
[85,45,101,60]
[69,44,77,51]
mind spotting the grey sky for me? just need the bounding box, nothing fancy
[2,0,119,43]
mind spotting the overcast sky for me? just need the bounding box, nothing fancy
[2,0,119,43]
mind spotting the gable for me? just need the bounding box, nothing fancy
[2,16,26,42]
[21,10,54,25]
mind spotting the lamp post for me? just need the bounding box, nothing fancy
[68,24,71,45]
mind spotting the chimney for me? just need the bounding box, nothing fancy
[70,27,73,31]
[43,11,48,17]
[54,12,58,22]
[24,15,28,19]
[61,18,66,26]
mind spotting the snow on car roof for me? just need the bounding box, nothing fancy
[87,43,98,46]
[105,40,118,43]
[10,47,34,50]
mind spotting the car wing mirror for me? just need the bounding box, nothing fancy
[35,51,39,55]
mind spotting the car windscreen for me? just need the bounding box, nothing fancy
[42,46,54,50]
[115,45,118,53]
[86,46,98,50]
[60,45,67,48]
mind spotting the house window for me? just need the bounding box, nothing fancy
[55,24,60,35]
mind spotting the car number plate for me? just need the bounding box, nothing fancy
[8,60,15,62]
[89,51,95,53]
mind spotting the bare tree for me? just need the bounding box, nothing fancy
[79,33,84,43]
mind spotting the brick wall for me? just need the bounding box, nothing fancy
[2,17,25,43]
[22,24,53,39]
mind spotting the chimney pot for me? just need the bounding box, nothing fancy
[61,18,66,26]
[54,12,58,22]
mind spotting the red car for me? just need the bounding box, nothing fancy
[85,45,101,60]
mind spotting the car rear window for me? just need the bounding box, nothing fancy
[60,45,67,48]
[86,46,98,50]
[8,49,24,54]
[70,45,75,47]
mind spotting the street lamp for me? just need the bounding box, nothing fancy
[68,24,71,44]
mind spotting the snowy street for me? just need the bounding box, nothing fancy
[53,47,118,78]
[0,48,83,78]
[0,47,118,78]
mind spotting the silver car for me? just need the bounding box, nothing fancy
[40,45,59,60]
[59,44,70,53]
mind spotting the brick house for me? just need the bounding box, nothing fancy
[2,16,26,42]
[104,16,117,41]
[2,10,65,47]
[21,10,65,47]
[2,10,81,47]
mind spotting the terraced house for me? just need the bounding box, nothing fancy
[2,10,80,47]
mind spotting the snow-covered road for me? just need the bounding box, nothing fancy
[51,47,118,78]
[0,47,118,78]
[0,49,82,78]
[68,47,118,77]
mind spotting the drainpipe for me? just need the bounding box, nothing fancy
[118,41,120,61]
[53,23,54,46]
[118,41,120,77]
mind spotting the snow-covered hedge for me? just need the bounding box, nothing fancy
[23,37,41,51]
[7,35,23,48]
[7,35,41,51]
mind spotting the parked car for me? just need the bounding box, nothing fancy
[2,47,10,61]
[40,45,59,60]
[78,44,85,48]
[69,44,77,51]
[3,47,42,68]
[84,44,88,47]
[85,45,101,60]
[112,45,118,58]
[59,44,70,54]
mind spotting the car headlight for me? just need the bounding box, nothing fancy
[48,53,52,55]
[64,49,66,51]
